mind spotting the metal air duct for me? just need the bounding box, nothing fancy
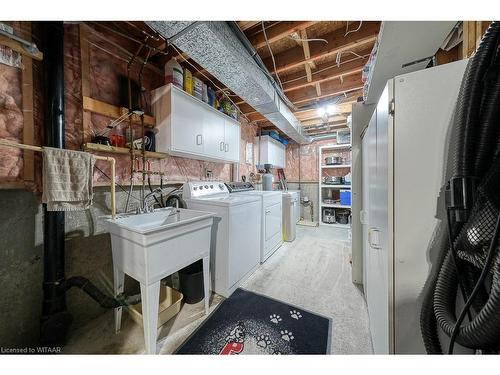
[147,21,311,144]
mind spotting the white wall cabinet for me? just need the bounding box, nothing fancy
[152,84,240,163]
[254,135,286,168]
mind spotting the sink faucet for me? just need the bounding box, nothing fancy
[138,187,172,214]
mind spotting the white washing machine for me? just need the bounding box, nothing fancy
[226,182,283,263]
[183,181,261,298]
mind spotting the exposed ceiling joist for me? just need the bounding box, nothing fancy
[238,21,261,31]
[288,72,363,105]
[301,118,347,127]
[263,21,380,74]
[282,48,371,92]
[250,21,316,49]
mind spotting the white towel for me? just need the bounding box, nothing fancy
[42,147,95,211]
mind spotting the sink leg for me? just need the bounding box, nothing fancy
[140,281,160,354]
[113,267,125,334]
[202,255,210,316]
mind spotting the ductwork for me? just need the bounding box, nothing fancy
[147,21,311,144]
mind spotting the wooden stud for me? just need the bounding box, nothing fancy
[80,23,93,144]
[20,22,35,185]
[462,21,477,58]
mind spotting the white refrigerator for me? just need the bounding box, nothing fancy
[360,59,468,353]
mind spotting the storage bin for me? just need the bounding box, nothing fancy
[127,285,183,328]
[340,189,351,206]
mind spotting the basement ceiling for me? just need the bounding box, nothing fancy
[85,21,382,139]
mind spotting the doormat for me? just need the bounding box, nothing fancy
[176,288,331,354]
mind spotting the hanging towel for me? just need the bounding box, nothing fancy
[42,147,95,211]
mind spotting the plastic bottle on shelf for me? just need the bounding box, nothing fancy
[164,57,183,89]
[193,76,203,100]
[207,86,216,107]
[202,83,208,103]
[183,67,193,95]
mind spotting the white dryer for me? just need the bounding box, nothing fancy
[226,182,283,263]
[183,181,261,298]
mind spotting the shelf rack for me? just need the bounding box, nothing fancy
[319,140,352,228]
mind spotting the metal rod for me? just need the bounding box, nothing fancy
[0,139,116,219]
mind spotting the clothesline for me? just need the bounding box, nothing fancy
[0,138,116,219]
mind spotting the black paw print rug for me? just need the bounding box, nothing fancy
[176,288,331,354]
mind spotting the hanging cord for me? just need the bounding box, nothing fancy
[345,21,363,37]
[288,35,328,44]
[448,211,500,354]
[262,21,284,92]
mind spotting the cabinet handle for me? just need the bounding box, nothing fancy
[220,141,224,151]
[368,228,381,250]
[196,134,203,145]
[225,143,229,152]
[265,210,271,214]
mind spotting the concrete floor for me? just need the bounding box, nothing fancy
[63,225,373,354]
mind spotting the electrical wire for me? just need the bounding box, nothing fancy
[345,21,363,37]
[262,21,284,92]
[448,211,500,354]
[287,35,328,44]
[94,164,142,203]
[282,52,369,85]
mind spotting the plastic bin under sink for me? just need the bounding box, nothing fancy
[127,285,183,328]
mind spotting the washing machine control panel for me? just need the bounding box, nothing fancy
[182,181,229,199]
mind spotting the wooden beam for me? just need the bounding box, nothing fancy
[251,21,316,49]
[83,96,155,127]
[263,21,380,74]
[0,34,43,61]
[462,21,477,58]
[239,21,260,31]
[283,54,368,92]
[21,22,35,185]
[287,72,363,105]
[80,24,93,144]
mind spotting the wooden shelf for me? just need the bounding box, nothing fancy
[83,143,168,159]
[321,184,351,189]
[321,164,351,169]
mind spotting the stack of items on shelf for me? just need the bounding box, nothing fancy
[165,57,239,120]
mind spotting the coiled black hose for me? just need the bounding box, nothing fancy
[420,21,500,354]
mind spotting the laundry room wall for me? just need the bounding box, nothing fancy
[0,21,258,347]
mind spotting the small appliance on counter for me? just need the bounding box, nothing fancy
[322,208,336,224]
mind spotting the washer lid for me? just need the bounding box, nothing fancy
[186,194,260,207]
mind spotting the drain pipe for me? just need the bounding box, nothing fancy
[40,21,70,345]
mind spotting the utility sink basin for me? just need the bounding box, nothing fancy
[105,207,215,354]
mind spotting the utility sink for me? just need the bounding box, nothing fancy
[105,207,215,354]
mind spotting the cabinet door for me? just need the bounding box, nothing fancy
[171,90,204,155]
[223,119,240,162]
[203,110,226,159]
[265,202,282,241]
